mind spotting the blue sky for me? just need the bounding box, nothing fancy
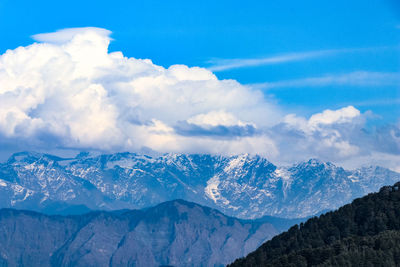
[0,0,399,168]
[0,0,399,120]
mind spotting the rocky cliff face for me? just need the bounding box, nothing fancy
[0,152,399,218]
[0,200,278,267]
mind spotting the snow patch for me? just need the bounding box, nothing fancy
[348,174,359,182]
[205,175,221,203]
[273,168,293,199]
[224,154,248,173]
[273,168,291,181]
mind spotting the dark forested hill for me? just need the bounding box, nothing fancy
[229,182,400,266]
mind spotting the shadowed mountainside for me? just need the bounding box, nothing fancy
[0,199,282,267]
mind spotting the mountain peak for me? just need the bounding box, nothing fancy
[294,158,336,169]
[307,158,323,165]
[1,151,399,219]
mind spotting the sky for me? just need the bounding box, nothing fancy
[0,0,399,170]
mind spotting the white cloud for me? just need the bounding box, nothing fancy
[207,50,333,71]
[308,106,360,126]
[206,47,387,72]
[187,110,249,127]
[0,27,398,170]
[270,106,400,169]
[276,106,362,159]
[0,27,280,156]
[32,27,112,44]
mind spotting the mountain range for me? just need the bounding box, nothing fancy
[0,151,399,219]
[0,200,280,267]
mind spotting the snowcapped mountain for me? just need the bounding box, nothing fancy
[0,151,399,218]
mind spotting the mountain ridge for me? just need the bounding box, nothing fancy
[0,199,280,267]
[0,151,399,219]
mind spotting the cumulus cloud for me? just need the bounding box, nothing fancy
[271,106,362,160]
[0,27,280,156]
[308,106,361,126]
[269,106,400,170]
[0,27,398,170]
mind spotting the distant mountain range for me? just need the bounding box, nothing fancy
[0,151,399,219]
[229,182,400,266]
[0,200,281,267]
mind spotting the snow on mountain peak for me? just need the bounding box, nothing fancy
[273,168,291,181]
[0,152,399,219]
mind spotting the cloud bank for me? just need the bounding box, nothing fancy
[0,27,280,155]
[0,27,398,170]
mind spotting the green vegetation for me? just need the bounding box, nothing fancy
[229,182,400,266]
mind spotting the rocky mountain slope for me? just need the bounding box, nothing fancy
[229,182,400,266]
[0,151,399,218]
[0,200,278,267]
